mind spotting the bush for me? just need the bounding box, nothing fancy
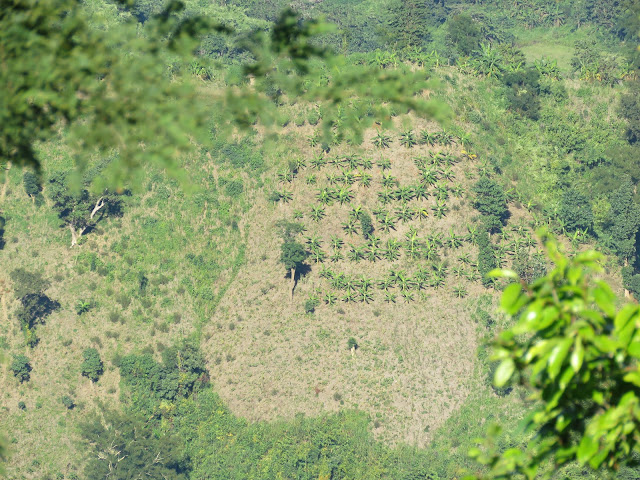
[347,337,358,350]
[304,297,319,314]
[307,109,321,125]
[10,354,31,382]
[81,348,104,383]
[477,231,497,288]
[359,211,374,239]
[558,189,593,232]
[9,268,49,298]
[18,401,26,410]
[16,292,60,329]
[61,395,75,410]
[472,178,509,233]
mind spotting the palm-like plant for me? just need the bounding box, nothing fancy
[451,183,464,198]
[381,173,396,188]
[413,156,428,169]
[330,250,343,262]
[336,187,354,205]
[361,158,373,170]
[420,130,437,146]
[434,183,449,200]
[394,186,415,203]
[341,169,356,185]
[310,205,326,222]
[330,273,347,289]
[379,213,396,233]
[324,292,338,305]
[376,157,391,170]
[430,274,445,289]
[457,252,471,265]
[420,168,439,186]
[401,290,415,302]
[414,206,430,221]
[316,187,335,205]
[432,201,448,219]
[372,132,392,149]
[279,190,294,203]
[384,291,397,303]
[378,277,395,291]
[326,173,340,185]
[452,285,468,298]
[357,172,373,188]
[329,235,344,250]
[319,265,334,279]
[305,174,317,185]
[446,228,463,249]
[451,265,464,278]
[423,241,438,261]
[342,219,358,236]
[348,205,364,221]
[347,245,366,262]
[399,130,417,148]
[377,188,394,205]
[310,155,327,169]
[277,168,295,183]
[395,203,414,223]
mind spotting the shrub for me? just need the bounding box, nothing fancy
[477,231,497,287]
[347,337,358,350]
[304,298,319,314]
[10,354,31,382]
[61,395,75,409]
[359,212,374,239]
[307,109,321,125]
[18,401,26,410]
[9,268,49,298]
[16,292,60,329]
[558,189,593,232]
[81,348,104,383]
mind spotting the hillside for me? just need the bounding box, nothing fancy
[1,1,640,479]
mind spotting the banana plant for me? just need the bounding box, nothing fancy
[310,248,326,264]
[336,187,354,206]
[420,130,437,146]
[330,273,346,289]
[420,168,439,186]
[329,235,344,250]
[446,228,463,249]
[343,155,362,169]
[359,288,374,304]
[277,168,295,183]
[294,158,307,171]
[357,171,373,188]
[432,201,448,219]
[342,291,358,303]
[414,206,430,221]
[384,291,397,303]
[400,290,414,302]
[378,277,395,291]
[279,190,293,203]
[399,130,417,148]
[326,173,340,185]
[347,245,366,262]
[348,205,364,221]
[430,273,445,289]
[394,186,415,202]
[324,292,338,305]
[310,205,326,222]
[305,235,322,250]
[434,183,449,200]
[452,285,468,298]
[319,265,334,279]
[427,232,443,247]
[316,187,335,205]
[361,157,373,169]
[379,213,396,233]
[372,132,392,149]
[329,250,343,262]
[451,183,464,198]
[452,265,464,278]
[465,224,479,245]
[381,173,397,188]
[413,183,429,201]
[442,167,455,182]
[305,174,317,185]
[341,219,358,235]
[458,252,472,264]
[377,188,394,205]
[310,155,327,169]
[341,169,356,185]
[376,157,391,170]
[413,156,428,169]
[395,203,414,223]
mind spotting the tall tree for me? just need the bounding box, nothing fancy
[47,171,123,247]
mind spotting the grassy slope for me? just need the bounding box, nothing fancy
[1,57,631,477]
